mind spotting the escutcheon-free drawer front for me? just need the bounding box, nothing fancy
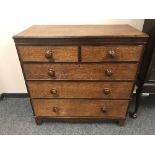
[81,45,143,62]
[27,81,133,99]
[32,99,129,118]
[13,25,148,126]
[23,63,138,80]
[17,46,78,62]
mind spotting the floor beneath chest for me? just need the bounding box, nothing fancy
[0,96,155,135]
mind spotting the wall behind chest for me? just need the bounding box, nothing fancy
[0,0,144,93]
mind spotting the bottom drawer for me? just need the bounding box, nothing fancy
[32,99,129,118]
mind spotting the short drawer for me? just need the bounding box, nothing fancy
[23,63,138,80]
[17,46,78,62]
[81,45,143,62]
[28,81,133,99]
[32,99,129,118]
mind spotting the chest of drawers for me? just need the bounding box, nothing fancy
[13,25,148,126]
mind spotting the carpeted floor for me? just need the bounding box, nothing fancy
[0,96,155,135]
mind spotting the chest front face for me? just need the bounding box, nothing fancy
[13,25,148,126]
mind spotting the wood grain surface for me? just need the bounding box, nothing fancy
[23,63,138,80]
[17,46,78,62]
[32,99,128,118]
[27,81,133,99]
[13,25,148,38]
[81,45,143,62]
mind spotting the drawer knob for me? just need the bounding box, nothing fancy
[45,49,53,59]
[103,88,111,95]
[48,69,55,77]
[50,89,57,95]
[105,69,113,76]
[108,50,116,58]
[101,106,107,113]
[53,107,59,112]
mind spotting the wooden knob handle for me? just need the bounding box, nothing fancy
[103,88,111,95]
[105,69,113,76]
[53,107,59,112]
[108,50,116,58]
[45,49,52,58]
[50,89,57,95]
[101,106,107,113]
[48,69,55,77]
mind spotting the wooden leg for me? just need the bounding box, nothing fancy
[118,119,125,127]
[35,117,43,125]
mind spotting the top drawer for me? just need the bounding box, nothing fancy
[81,45,143,62]
[17,46,78,62]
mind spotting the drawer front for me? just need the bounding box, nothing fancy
[23,63,138,80]
[28,81,133,99]
[32,99,129,118]
[17,46,78,62]
[81,45,143,62]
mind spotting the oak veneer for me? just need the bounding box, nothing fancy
[14,25,147,38]
[17,46,78,62]
[81,45,143,62]
[32,99,128,118]
[27,81,133,99]
[23,63,138,80]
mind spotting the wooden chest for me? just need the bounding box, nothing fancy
[13,25,148,126]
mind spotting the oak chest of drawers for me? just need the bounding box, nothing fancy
[13,25,148,126]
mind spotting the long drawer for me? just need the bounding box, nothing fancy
[23,63,138,80]
[27,81,133,99]
[17,46,78,62]
[32,99,129,118]
[81,45,143,62]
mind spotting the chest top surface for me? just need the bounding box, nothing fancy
[13,25,148,39]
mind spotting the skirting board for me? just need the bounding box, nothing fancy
[0,93,29,100]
